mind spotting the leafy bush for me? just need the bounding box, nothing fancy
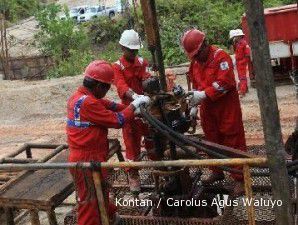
[34,0,296,78]
[96,42,122,62]
[85,15,151,63]
[35,4,92,78]
[134,0,297,65]
[0,0,40,22]
[85,16,130,44]
[47,50,94,78]
[92,40,151,64]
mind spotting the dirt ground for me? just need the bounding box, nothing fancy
[0,73,297,157]
[0,73,297,224]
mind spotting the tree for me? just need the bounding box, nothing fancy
[35,4,93,78]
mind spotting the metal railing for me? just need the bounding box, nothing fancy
[0,157,267,225]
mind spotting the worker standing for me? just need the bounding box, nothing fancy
[182,29,247,195]
[66,60,150,225]
[112,29,155,194]
[230,29,251,97]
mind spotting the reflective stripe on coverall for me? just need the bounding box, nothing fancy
[112,56,155,161]
[234,37,250,94]
[189,46,247,181]
[66,86,134,225]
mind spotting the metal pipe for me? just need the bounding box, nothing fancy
[150,0,167,91]
[243,165,256,225]
[39,145,67,163]
[140,0,167,91]
[1,158,38,164]
[0,144,29,163]
[0,158,268,171]
[27,143,67,149]
[92,171,110,225]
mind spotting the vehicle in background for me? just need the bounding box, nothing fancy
[59,6,89,21]
[242,4,298,85]
[77,5,117,23]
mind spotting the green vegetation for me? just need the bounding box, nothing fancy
[0,0,40,22]
[85,16,151,63]
[95,0,296,66]
[154,0,296,65]
[35,4,92,78]
[31,0,295,78]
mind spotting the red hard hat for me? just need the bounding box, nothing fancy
[182,29,206,59]
[84,60,114,84]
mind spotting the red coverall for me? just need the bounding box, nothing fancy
[66,86,134,225]
[234,37,251,94]
[113,56,154,161]
[189,46,247,180]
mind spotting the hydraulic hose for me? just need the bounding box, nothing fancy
[140,105,272,177]
[141,106,229,159]
[140,106,244,174]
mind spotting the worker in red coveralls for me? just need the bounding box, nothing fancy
[112,29,155,194]
[66,60,150,225]
[181,29,247,195]
[230,29,251,97]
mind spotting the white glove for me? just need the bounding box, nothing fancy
[131,95,150,108]
[131,92,140,100]
[189,107,198,120]
[188,91,206,106]
[134,107,141,115]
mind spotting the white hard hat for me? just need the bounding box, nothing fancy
[119,29,142,50]
[229,29,244,39]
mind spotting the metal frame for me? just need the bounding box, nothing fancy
[0,144,68,225]
[0,157,267,225]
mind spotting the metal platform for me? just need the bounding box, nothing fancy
[0,139,122,225]
[64,145,287,225]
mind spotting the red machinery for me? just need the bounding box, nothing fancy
[242,4,298,83]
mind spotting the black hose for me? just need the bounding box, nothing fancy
[140,105,272,177]
[141,108,230,159]
[140,107,245,174]
[286,160,298,167]
[141,108,203,159]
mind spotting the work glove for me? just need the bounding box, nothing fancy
[126,89,139,100]
[188,90,206,106]
[189,106,198,120]
[134,107,141,115]
[131,92,140,100]
[131,95,150,109]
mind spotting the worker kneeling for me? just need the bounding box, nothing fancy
[182,29,247,195]
[66,60,150,225]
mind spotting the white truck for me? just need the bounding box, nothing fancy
[59,5,89,21]
[77,5,118,23]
